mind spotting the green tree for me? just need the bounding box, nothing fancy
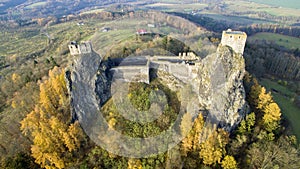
[246,136,300,169]
[249,79,262,109]
[238,112,256,134]
[0,153,40,169]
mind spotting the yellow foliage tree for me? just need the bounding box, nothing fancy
[11,73,21,83]
[221,155,237,169]
[257,87,281,132]
[199,128,229,166]
[20,67,84,169]
[262,102,281,132]
[127,158,142,169]
[257,87,273,110]
[180,113,204,156]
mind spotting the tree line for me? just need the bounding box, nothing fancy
[244,41,300,80]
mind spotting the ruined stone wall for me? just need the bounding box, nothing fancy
[110,66,150,84]
[221,29,247,54]
[68,44,81,55]
[79,42,92,54]
[68,41,92,56]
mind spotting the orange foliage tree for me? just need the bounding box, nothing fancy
[20,67,85,169]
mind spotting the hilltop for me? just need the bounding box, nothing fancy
[0,3,299,168]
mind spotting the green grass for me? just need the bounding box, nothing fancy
[25,2,47,9]
[249,33,300,50]
[89,17,189,55]
[272,93,300,140]
[225,0,300,17]
[0,29,47,57]
[91,29,136,55]
[260,78,295,98]
[201,13,270,24]
[80,8,104,14]
[249,0,300,9]
[260,78,300,139]
[145,2,207,12]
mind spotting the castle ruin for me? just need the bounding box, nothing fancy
[68,41,92,55]
[67,29,249,147]
[221,29,247,54]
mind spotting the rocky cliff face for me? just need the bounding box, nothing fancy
[156,44,247,130]
[197,45,247,130]
[66,51,101,131]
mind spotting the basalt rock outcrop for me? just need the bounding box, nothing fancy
[197,45,247,129]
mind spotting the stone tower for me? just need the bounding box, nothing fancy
[221,29,247,54]
[68,41,92,55]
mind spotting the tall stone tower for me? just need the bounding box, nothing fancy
[221,29,247,54]
[68,41,92,55]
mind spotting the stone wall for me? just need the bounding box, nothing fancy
[68,41,92,56]
[221,29,247,54]
[110,65,150,84]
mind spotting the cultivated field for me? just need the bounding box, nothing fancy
[249,0,300,9]
[25,2,47,9]
[145,2,208,12]
[225,0,300,17]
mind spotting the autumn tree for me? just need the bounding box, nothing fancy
[20,67,85,169]
[127,158,142,169]
[257,87,281,132]
[247,75,282,133]
[180,113,204,156]
[199,128,229,166]
[221,155,237,169]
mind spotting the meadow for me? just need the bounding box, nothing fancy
[24,2,47,9]
[225,0,300,17]
[145,2,207,12]
[249,0,300,9]
[248,32,300,50]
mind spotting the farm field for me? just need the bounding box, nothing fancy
[200,13,270,25]
[90,17,189,56]
[25,2,47,9]
[80,8,104,15]
[225,0,300,17]
[249,0,300,9]
[145,2,207,12]
[248,33,300,50]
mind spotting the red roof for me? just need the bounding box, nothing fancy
[137,29,147,34]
